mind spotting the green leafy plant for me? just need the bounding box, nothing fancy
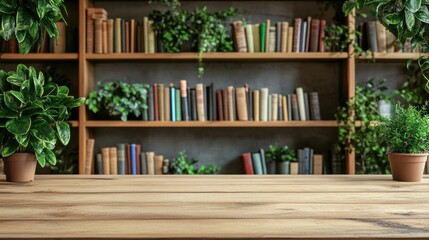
[47,144,77,174]
[336,79,392,174]
[0,0,67,54]
[170,150,220,174]
[395,62,429,106]
[265,144,296,163]
[86,80,149,121]
[379,103,429,153]
[0,64,85,167]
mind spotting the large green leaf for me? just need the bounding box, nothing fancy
[6,73,24,86]
[30,122,56,143]
[6,117,31,135]
[0,107,18,118]
[35,150,46,167]
[56,121,70,145]
[1,13,15,40]
[18,34,34,54]
[58,105,68,121]
[37,0,49,19]
[66,97,85,108]
[1,139,19,157]
[9,90,25,104]
[0,0,17,14]
[44,148,56,165]
[405,0,422,13]
[415,6,429,23]
[4,91,21,109]
[28,22,38,39]
[30,136,44,154]
[385,13,403,25]
[35,72,44,97]
[58,86,69,95]
[15,29,26,43]
[16,7,33,30]
[405,9,416,30]
[42,17,58,38]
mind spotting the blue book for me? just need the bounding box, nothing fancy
[251,152,263,175]
[171,87,176,122]
[130,144,137,175]
[176,89,181,121]
[303,147,310,174]
[300,21,307,52]
[259,148,267,174]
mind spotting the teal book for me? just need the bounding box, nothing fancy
[260,22,266,52]
[176,89,182,121]
[259,148,267,174]
[251,152,263,175]
[171,87,176,122]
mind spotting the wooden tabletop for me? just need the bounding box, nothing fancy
[1,175,429,239]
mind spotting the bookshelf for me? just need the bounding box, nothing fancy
[1,0,417,175]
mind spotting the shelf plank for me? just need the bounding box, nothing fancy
[69,121,79,128]
[85,52,348,61]
[85,120,338,128]
[1,53,79,61]
[358,52,429,61]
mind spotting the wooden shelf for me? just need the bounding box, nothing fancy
[358,52,429,61]
[85,120,338,128]
[69,121,79,128]
[1,53,79,61]
[85,52,348,62]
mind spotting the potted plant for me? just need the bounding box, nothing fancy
[265,144,296,174]
[0,64,84,182]
[86,80,149,121]
[378,103,429,182]
[0,0,67,54]
[170,150,220,174]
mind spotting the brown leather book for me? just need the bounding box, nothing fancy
[154,155,164,175]
[109,147,118,175]
[107,19,114,53]
[319,19,326,52]
[126,144,131,174]
[86,8,107,53]
[309,19,320,52]
[253,90,260,121]
[115,18,122,53]
[102,20,108,54]
[293,18,302,52]
[232,21,247,52]
[85,139,95,175]
[216,90,224,121]
[282,96,288,122]
[236,87,248,121]
[130,19,136,53]
[227,86,235,121]
[136,144,142,174]
[94,18,103,54]
[125,21,130,53]
[265,19,271,53]
[305,16,311,52]
[101,147,110,175]
[158,84,165,121]
[313,154,323,175]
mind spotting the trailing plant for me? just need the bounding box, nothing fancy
[0,64,85,167]
[379,103,429,154]
[0,0,67,54]
[265,144,296,163]
[170,150,220,174]
[86,80,149,121]
[336,79,392,174]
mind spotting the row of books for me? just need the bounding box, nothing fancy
[0,22,66,54]
[85,139,169,175]
[242,148,324,175]
[357,21,426,53]
[137,81,321,122]
[233,17,327,53]
[86,8,157,54]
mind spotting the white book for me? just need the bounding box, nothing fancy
[260,88,269,121]
[245,24,254,53]
[296,87,306,121]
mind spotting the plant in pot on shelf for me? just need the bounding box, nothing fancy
[170,151,220,174]
[86,80,149,121]
[378,103,429,182]
[0,64,84,182]
[0,0,67,54]
[265,144,296,174]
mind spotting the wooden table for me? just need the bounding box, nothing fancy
[1,175,429,239]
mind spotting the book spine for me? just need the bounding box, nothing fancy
[96,153,103,174]
[222,89,229,121]
[236,87,248,121]
[272,93,278,121]
[180,80,189,121]
[268,94,272,121]
[227,86,235,121]
[287,26,294,53]
[148,20,155,53]
[305,16,311,52]
[191,88,197,121]
[298,149,304,174]
[130,19,135,53]
[140,152,147,174]
[206,85,212,121]
[148,84,154,121]
[125,21,130,52]
[253,24,260,52]
[282,96,288,121]
[143,17,149,53]
[85,139,95,175]
[260,23,266,52]
[245,24,254,53]
[293,18,302,52]
[164,86,170,121]
[290,162,299,175]
[310,19,320,52]
[246,85,253,121]
[251,152,263,175]
[303,148,310,174]
[146,152,155,175]
[281,22,288,53]
[216,90,224,121]
[121,19,126,53]
[86,9,94,53]
[101,20,107,54]
[94,18,103,54]
[242,153,254,174]
[276,22,281,52]
[259,148,267,174]
[107,19,114,53]
[309,92,321,120]
[260,88,268,121]
[296,88,306,121]
[130,144,137,175]
[300,21,307,52]
[291,94,299,121]
[319,19,326,52]
[304,92,310,121]
[287,94,292,121]
[101,147,110,175]
[278,94,283,121]
[253,90,260,121]
[233,21,248,52]
[176,89,181,121]
[171,86,176,122]
[115,18,121,53]
[117,144,126,175]
[137,22,142,53]
[196,83,206,121]
[313,154,323,175]
[269,26,276,52]
[158,84,165,121]
[109,147,118,175]
[136,144,142,175]
[265,19,271,53]
[154,155,164,175]
[125,144,131,174]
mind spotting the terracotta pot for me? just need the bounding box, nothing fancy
[3,153,37,182]
[388,153,428,182]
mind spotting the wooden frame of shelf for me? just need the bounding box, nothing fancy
[358,52,429,61]
[1,53,79,61]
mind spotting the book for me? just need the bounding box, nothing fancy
[304,92,310,121]
[130,19,136,53]
[125,21,130,52]
[319,19,326,52]
[309,92,321,120]
[227,86,235,121]
[206,85,213,121]
[252,24,260,52]
[291,94,299,121]
[376,21,387,53]
[242,153,254,174]
[176,88,181,121]
[216,90,224,121]
[86,8,107,53]
[276,22,281,52]
[300,21,307,52]
[153,84,159,121]
[85,139,95,174]
[232,21,247,52]
[245,24,254,53]
[236,87,248,121]
[296,88,306,121]
[171,86,176,122]
[303,147,310,174]
[282,96,288,121]
[293,18,302,52]
[140,152,147,174]
[281,22,288,52]
[259,148,267,174]
[290,162,299,175]
[126,144,131,174]
[117,144,126,175]
[367,21,378,52]
[251,152,263,175]
[143,17,149,53]
[196,83,205,121]
[164,86,170,121]
[53,22,66,53]
[136,144,142,175]
[287,26,294,52]
[130,144,137,175]
[269,26,276,52]
[267,94,272,121]
[148,20,155,53]
[102,20,107,53]
[246,84,253,121]
[222,89,229,121]
[109,147,118,175]
[96,153,103,174]
[121,19,126,53]
[190,88,197,120]
[287,94,292,121]
[115,18,122,53]
[313,154,323,175]
[107,19,114,53]
[101,147,110,175]
[305,16,311,52]
[158,84,165,121]
[297,148,304,174]
[94,18,103,54]
[272,93,278,121]
[137,22,142,53]
[265,19,271,54]
[260,88,269,121]
[180,80,190,121]
[309,19,320,52]
[260,22,266,52]
[146,152,155,175]
[154,155,164,175]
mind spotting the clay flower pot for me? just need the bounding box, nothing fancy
[3,153,37,182]
[388,153,428,182]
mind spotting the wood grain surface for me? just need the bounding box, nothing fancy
[1,175,429,239]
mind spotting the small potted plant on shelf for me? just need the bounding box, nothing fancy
[170,151,220,174]
[86,80,149,121]
[265,144,296,174]
[0,64,84,182]
[378,103,429,182]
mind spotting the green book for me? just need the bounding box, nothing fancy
[176,89,182,121]
[251,152,263,175]
[260,22,266,53]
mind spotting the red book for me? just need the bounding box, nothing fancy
[242,153,254,174]
[136,144,142,174]
[319,19,326,53]
[126,144,131,174]
[216,90,224,121]
[153,84,159,121]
